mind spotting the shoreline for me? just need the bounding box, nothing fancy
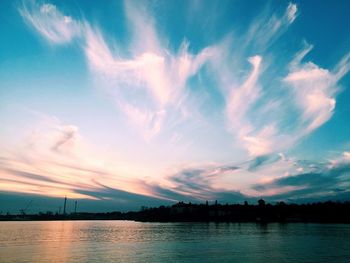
[2,200,349,223]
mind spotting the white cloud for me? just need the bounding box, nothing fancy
[225,55,271,156]
[18,0,217,146]
[19,2,81,44]
[16,1,350,201]
[0,113,159,199]
[23,115,82,158]
[344,152,350,159]
[243,125,277,157]
[161,153,301,198]
[123,1,162,55]
[286,3,298,23]
[334,53,350,80]
[85,26,214,107]
[330,151,350,167]
[244,3,298,50]
[84,14,215,138]
[51,125,79,154]
[226,55,262,134]
[213,3,300,157]
[120,103,166,141]
[285,44,350,134]
[224,39,349,157]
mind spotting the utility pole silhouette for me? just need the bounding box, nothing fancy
[63,196,67,215]
[19,200,32,216]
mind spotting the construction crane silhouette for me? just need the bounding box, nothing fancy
[63,196,67,215]
[19,200,33,216]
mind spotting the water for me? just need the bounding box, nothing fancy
[0,221,349,263]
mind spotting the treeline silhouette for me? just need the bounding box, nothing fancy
[1,200,350,223]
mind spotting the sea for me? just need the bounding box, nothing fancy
[0,221,349,262]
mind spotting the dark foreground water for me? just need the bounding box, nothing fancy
[0,221,349,263]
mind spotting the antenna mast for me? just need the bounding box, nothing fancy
[63,196,67,215]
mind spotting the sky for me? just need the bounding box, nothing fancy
[1,0,350,213]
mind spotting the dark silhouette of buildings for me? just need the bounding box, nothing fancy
[1,200,350,223]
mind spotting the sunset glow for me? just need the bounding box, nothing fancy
[1,0,350,212]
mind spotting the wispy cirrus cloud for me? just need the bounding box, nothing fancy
[244,2,298,51]
[252,155,350,201]
[219,35,350,158]
[51,125,79,153]
[146,164,243,201]
[19,1,81,44]
[285,44,350,134]
[19,0,349,153]
[84,22,215,138]
[203,3,301,157]
[151,151,350,202]
[1,110,350,204]
[0,113,159,201]
[11,0,350,205]
[19,0,217,140]
[224,55,280,156]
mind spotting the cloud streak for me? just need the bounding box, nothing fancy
[19,1,81,44]
[284,44,350,134]
[84,22,215,138]
[9,0,350,206]
[253,159,350,201]
[244,3,298,51]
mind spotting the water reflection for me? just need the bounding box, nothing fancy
[0,221,349,263]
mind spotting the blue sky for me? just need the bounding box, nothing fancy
[1,0,350,212]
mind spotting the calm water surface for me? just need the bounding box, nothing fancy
[0,221,349,263]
